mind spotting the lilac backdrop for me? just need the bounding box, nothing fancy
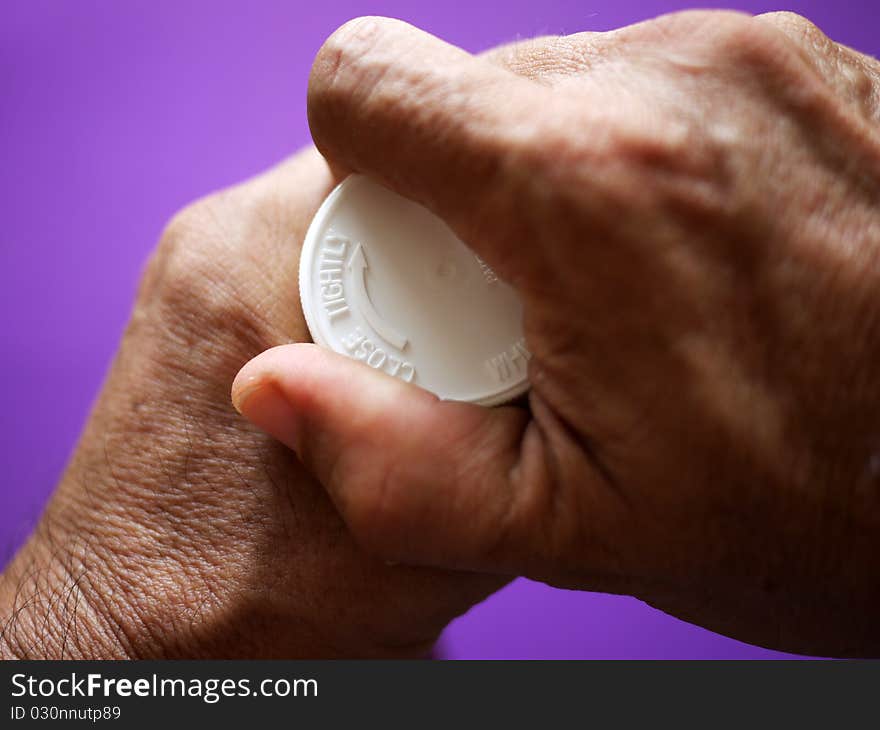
[2,0,875,659]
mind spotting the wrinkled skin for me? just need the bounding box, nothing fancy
[4,9,880,659]
[233,11,880,656]
[0,150,503,658]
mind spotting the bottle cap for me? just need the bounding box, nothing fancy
[299,175,529,406]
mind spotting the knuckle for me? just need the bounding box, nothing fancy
[706,14,804,74]
[309,16,404,115]
[141,195,272,358]
[759,12,879,118]
[312,16,381,82]
[137,200,207,306]
[642,12,828,114]
[150,199,221,302]
[640,11,799,77]
[709,16,779,61]
[324,15,390,56]
[755,12,837,65]
[756,11,823,39]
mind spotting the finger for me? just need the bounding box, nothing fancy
[231,344,618,577]
[307,17,551,272]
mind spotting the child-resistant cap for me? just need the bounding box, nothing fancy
[299,175,530,406]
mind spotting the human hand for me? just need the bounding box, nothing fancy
[0,148,503,659]
[234,12,880,656]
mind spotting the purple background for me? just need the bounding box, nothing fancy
[2,0,874,659]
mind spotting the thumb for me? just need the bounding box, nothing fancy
[231,343,574,575]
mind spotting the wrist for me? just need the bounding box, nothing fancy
[0,475,344,659]
[0,522,141,659]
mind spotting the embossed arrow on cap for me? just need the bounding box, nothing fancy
[348,243,409,351]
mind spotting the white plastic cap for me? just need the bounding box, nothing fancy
[299,175,530,406]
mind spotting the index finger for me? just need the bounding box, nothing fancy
[307,17,549,273]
